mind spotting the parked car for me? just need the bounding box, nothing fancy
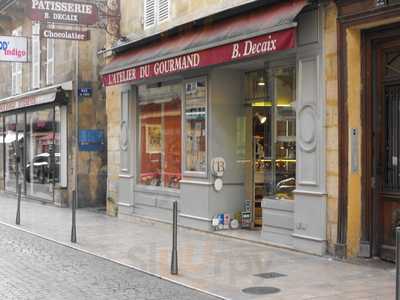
[25,152,60,184]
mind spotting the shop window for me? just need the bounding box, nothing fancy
[4,115,17,192]
[246,66,296,200]
[32,22,41,89]
[184,78,207,174]
[138,82,181,190]
[144,0,170,28]
[0,117,4,190]
[26,108,55,200]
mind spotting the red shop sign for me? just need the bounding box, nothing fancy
[102,28,295,87]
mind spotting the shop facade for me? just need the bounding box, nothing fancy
[0,3,108,208]
[103,0,331,255]
[335,0,400,261]
[0,84,69,204]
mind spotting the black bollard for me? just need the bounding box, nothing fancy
[397,227,400,300]
[15,183,21,225]
[71,190,77,243]
[171,200,178,275]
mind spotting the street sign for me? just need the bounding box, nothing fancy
[41,28,90,41]
[0,36,28,62]
[30,0,98,25]
[78,87,92,97]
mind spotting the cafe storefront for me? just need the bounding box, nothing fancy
[0,82,69,204]
[102,0,329,255]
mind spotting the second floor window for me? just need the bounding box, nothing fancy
[11,27,23,95]
[46,33,55,85]
[144,0,170,29]
[32,22,40,89]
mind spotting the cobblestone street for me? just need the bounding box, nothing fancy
[0,223,218,300]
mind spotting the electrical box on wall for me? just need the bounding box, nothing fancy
[351,128,359,172]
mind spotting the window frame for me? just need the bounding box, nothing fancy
[143,0,170,29]
[182,76,208,178]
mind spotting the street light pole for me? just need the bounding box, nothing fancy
[71,39,79,243]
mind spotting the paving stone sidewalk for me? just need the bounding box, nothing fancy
[0,224,219,300]
[0,194,396,300]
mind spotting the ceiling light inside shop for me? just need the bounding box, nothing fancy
[257,76,266,86]
[255,112,267,124]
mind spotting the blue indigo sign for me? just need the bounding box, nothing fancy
[79,130,104,151]
[78,87,92,97]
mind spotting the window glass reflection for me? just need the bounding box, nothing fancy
[26,109,54,200]
[5,115,17,193]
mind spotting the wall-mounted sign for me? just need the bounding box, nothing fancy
[78,87,92,96]
[79,130,105,152]
[41,28,90,41]
[211,157,226,178]
[0,92,56,113]
[30,0,98,25]
[0,36,28,62]
[214,178,224,192]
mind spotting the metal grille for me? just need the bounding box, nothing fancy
[384,84,400,191]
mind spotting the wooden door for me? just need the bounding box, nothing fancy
[377,42,400,261]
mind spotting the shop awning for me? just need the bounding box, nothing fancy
[101,0,308,87]
[0,81,72,113]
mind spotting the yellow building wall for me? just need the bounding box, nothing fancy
[345,28,362,257]
[343,16,400,258]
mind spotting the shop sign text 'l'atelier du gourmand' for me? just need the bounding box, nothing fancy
[102,28,295,87]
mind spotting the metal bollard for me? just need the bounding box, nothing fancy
[15,183,21,225]
[71,190,77,243]
[171,200,178,275]
[397,227,400,300]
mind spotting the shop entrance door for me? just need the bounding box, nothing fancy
[375,40,400,261]
[243,67,296,229]
[252,105,272,227]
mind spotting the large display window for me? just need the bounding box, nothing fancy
[138,82,182,190]
[0,104,66,201]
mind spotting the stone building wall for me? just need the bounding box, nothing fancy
[324,1,339,255]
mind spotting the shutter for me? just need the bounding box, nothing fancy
[46,37,55,85]
[32,22,40,89]
[15,63,22,94]
[11,63,16,95]
[158,0,169,22]
[16,63,22,94]
[144,0,155,28]
[12,26,23,95]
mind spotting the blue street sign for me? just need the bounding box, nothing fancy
[78,87,92,97]
[79,130,105,151]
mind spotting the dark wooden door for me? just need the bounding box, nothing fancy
[377,42,400,261]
